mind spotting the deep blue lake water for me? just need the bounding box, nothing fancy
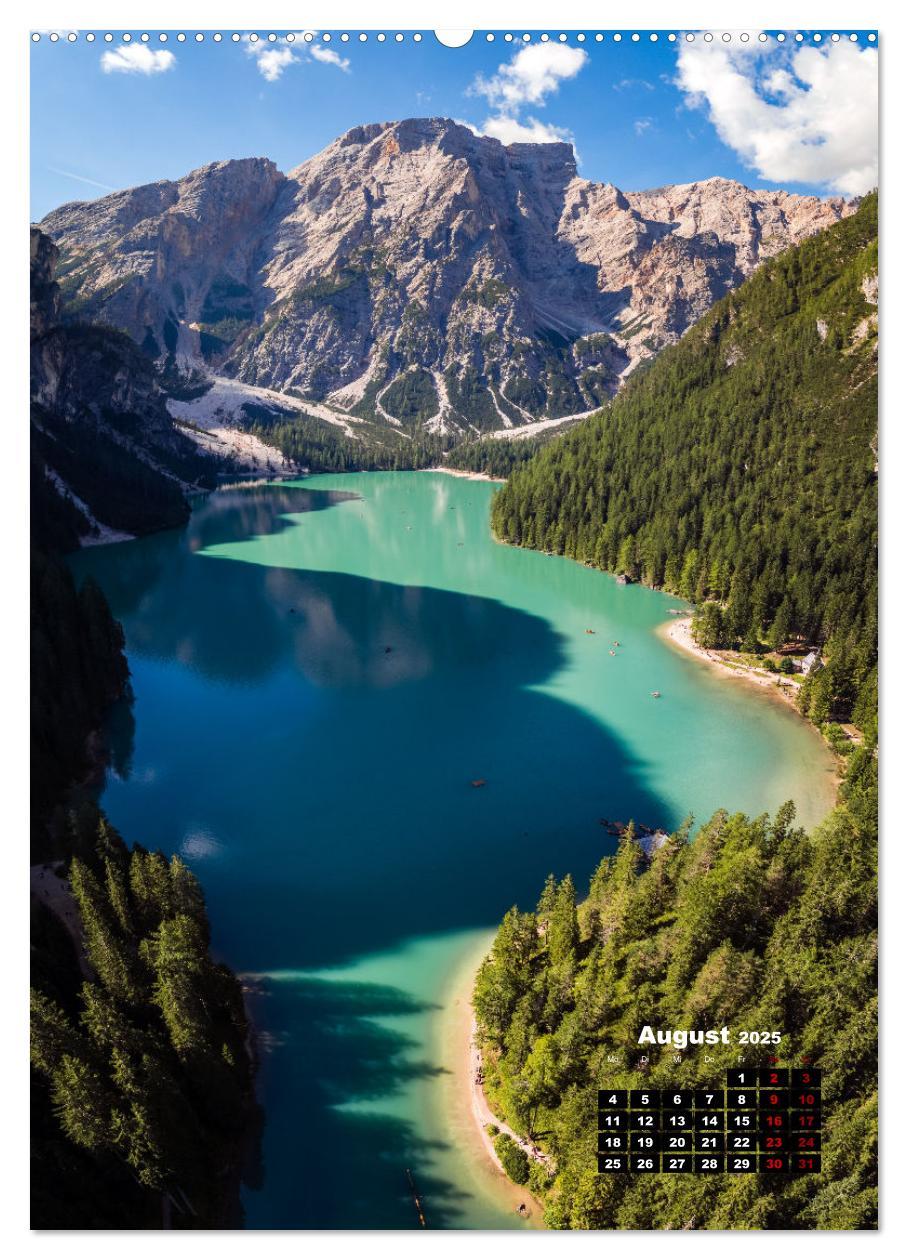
[71,472,837,1228]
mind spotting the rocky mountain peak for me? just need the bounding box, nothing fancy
[311,115,577,169]
[39,119,856,434]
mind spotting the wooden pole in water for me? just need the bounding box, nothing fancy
[405,1167,427,1228]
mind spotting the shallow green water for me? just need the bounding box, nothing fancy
[71,472,837,1228]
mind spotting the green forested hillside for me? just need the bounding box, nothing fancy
[30,550,259,1227]
[492,196,878,730]
[241,410,450,472]
[447,435,549,479]
[31,391,200,543]
[31,811,257,1228]
[31,551,130,857]
[474,752,877,1229]
[31,557,258,1228]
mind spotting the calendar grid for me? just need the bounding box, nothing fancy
[597,1067,822,1174]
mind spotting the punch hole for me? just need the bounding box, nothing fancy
[434,30,473,48]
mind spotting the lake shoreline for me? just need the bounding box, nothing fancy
[442,939,545,1228]
[659,615,805,712]
[420,466,506,484]
[660,616,844,804]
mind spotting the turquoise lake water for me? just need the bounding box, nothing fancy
[71,471,838,1229]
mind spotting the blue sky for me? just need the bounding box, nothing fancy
[30,30,879,221]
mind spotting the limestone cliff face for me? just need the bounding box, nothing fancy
[30,226,216,545]
[31,226,180,438]
[40,120,854,432]
[30,226,60,337]
[42,158,286,367]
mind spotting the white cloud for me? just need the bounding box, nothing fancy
[471,41,587,111]
[614,78,655,93]
[246,33,350,82]
[250,45,298,82]
[676,38,878,198]
[477,115,574,145]
[100,44,175,75]
[466,41,585,152]
[634,118,653,137]
[308,44,350,72]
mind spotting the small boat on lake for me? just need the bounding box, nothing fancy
[651,691,661,698]
[471,778,487,788]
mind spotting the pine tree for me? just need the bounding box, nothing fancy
[143,915,213,1059]
[30,988,86,1075]
[169,856,208,933]
[548,875,579,969]
[768,596,793,652]
[51,1055,114,1151]
[32,826,255,1226]
[103,856,132,936]
[70,858,140,1004]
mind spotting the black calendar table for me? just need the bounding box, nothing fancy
[597,1067,822,1174]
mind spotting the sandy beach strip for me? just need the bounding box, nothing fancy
[659,615,804,712]
[419,466,506,484]
[439,937,546,1228]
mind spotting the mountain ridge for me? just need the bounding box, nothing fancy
[40,117,856,435]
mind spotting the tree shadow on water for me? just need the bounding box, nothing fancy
[68,483,359,627]
[241,973,472,1230]
[75,481,676,1228]
[188,483,360,552]
[93,548,674,965]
